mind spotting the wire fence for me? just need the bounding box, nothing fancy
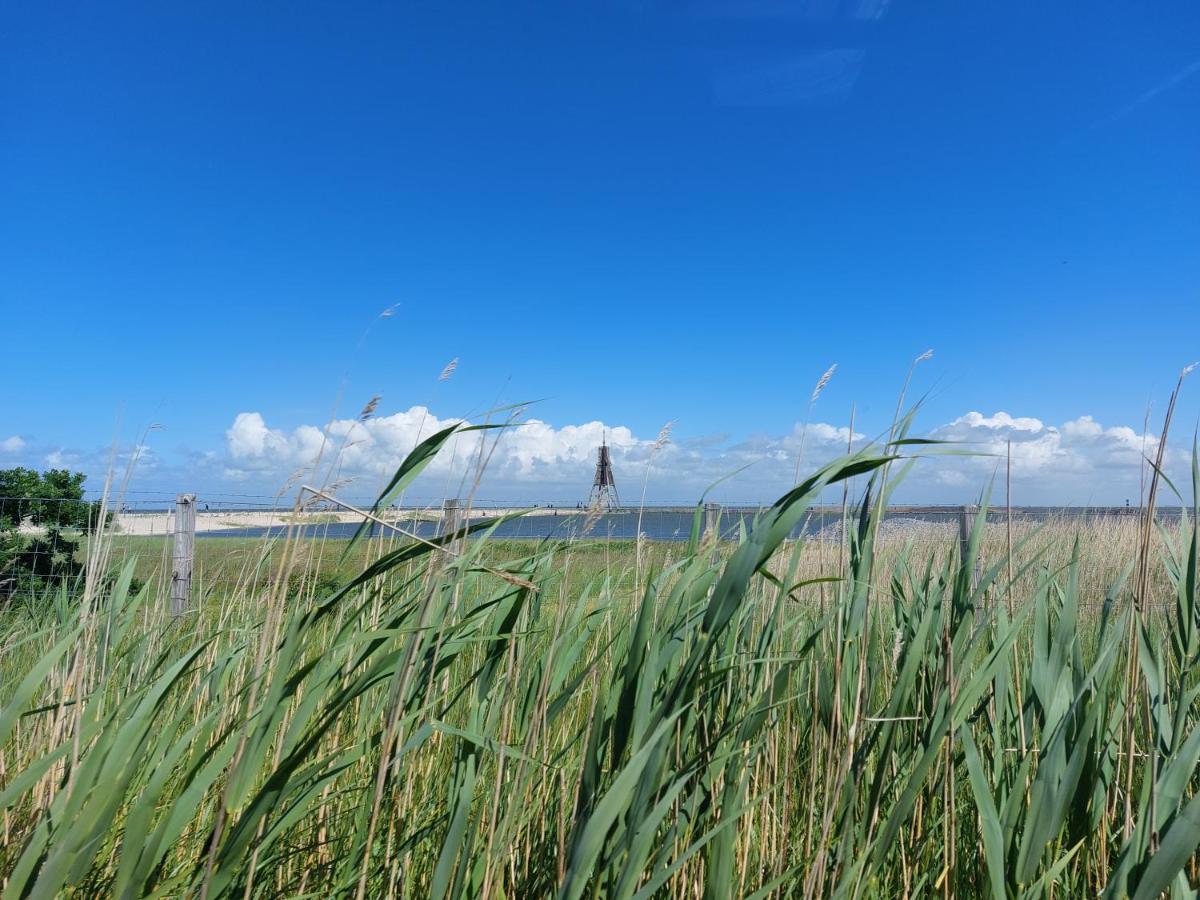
[13,493,1159,539]
[0,491,1184,604]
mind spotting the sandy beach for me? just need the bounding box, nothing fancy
[107,505,571,536]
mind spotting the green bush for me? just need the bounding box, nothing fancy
[0,468,101,597]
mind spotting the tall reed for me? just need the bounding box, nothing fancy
[2,425,1199,897]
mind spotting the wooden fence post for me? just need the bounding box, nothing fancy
[705,503,721,563]
[958,504,981,592]
[171,493,196,617]
[442,499,463,557]
[705,503,721,539]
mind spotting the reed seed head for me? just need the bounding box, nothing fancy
[811,364,837,402]
[653,420,675,452]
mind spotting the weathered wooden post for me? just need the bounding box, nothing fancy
[442,498,463,557]
[705,502,721,563]
[705,503,721,539]
[958,504,981,592]
[171,493,196,617]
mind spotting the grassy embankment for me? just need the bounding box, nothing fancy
[2,423,1200,897]
[97,511,1174,613]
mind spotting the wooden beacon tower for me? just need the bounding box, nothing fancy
[588,435,620,509]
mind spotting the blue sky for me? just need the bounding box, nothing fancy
[2,1,1199,505]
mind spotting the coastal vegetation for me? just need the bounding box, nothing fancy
[2,424,1200,897]
[0,468,100,597]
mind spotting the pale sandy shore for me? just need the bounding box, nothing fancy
[107,506,572,536]
[111,510,364,536]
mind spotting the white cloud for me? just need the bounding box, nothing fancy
[1,435,24,453]
[38,441,158,477]
[228,407,467,479]
[225,407,651,497]
[225,413,274,458]
[918,410,1178,504]
[28,405,1181,506]
[947,411,1045,433]
[227,405,890,500]
[928,410,1161,474]
[1061,415,1102,438]
[218,406,963,503]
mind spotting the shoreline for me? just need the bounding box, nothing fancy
[104,506,581,536]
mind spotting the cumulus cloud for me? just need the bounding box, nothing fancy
[224,407,646,498]
[221,407,878,502]
[218,405,1187,506]
[1,404,1184,506]
[918,410,1177,504]
[928,410,1161,474]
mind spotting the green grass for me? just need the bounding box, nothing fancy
[2,425,1200,898]
[94,534,685,602]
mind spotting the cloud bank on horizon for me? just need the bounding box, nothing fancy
[217,406,1173,505]
[2,406,1183,506]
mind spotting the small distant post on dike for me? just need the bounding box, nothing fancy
[171,493,196,617]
